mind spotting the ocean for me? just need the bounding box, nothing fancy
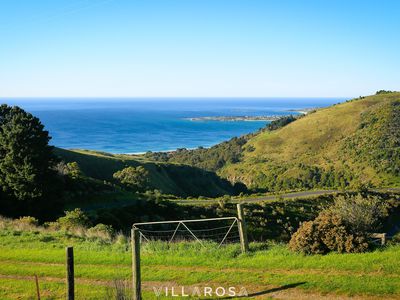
[3,98,344,153]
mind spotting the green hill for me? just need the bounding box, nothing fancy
[144,92,400,191]
[54,148,240,198]
[219,92,400,190]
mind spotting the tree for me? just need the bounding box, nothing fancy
[56,161,82,179]
[56,208,90,230]
[113,166,150,191]
[0,104,60,217]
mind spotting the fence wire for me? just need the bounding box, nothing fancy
[133,217,240,247]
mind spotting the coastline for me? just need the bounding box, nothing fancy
[185,115,288,122]
[185,108,315,122]
[33,100,331,155]
[126,146,205,156]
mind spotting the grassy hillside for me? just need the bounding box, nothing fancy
[1,228,400,299]
[54,148,240,198]
[219,92,400,190]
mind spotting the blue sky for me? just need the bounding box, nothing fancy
[0,0,399,97]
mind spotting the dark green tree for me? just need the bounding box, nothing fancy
[113,166,150,191]
[0,104,61,217]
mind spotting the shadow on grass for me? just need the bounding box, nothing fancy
[223,282,306,299]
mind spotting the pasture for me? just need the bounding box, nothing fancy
[0,228,399,299]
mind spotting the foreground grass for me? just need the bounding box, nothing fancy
[0,229,399,299]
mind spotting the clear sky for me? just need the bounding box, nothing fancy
[0,0,399,97]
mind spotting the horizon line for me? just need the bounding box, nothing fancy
[1,95,353,99]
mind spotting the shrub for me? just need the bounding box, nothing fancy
[17,216,38,226]
[12,216,39,231]
[391,232,400,244]
[0,216,9,230]
[289,210,369,254]
[114,232,128,245]
[44,221,61,231]
[330,194,389,233]
[86,223,114,240]
[376,90,395,95]
[57,208,90,230]
[55,161,82,179]
[218,195,231,209]
[288,220,326,254]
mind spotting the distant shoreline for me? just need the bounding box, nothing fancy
[127,146,204,156]
[287,107,317,114]
[186,115,286,122]
[185,108,316,122]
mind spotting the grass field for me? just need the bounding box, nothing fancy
[0,229,399,299]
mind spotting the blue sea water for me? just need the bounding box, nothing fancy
[3,98,344,153]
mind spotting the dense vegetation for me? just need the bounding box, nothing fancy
[144,136,249,172]
[41,191,400,242]
[342,98,400,177]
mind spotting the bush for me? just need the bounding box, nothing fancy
[218,195,231,209]
[391,232,400,244]
[12,216,39,231]
[44,221,61,231]
[289,210,369,254]
[376,90,395,95]
[86,223,114,240]
[114,232,128,245]
[57,208,90,230]
[56,161,82,179]
[16,216,38,226]
[330,194,389,233]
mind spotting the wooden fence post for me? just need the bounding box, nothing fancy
[131,228,141,300]
[34,275,40,300]
[237,204,249,253]
[370,233,387,246]
[66,247,74,300]
[382,233,386,246]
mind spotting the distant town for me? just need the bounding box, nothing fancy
[187,115,289,121]
[187,108,316,122]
